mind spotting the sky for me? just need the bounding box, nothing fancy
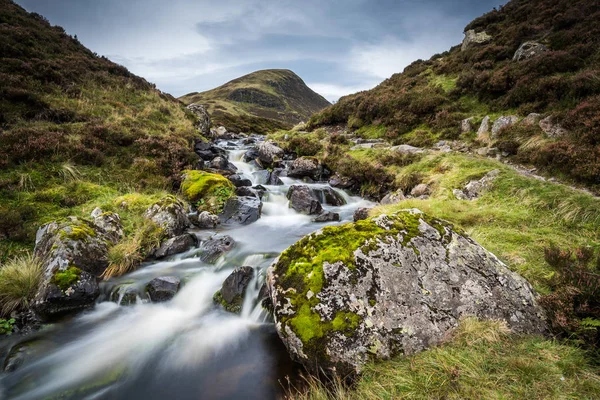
[15,0,506,102]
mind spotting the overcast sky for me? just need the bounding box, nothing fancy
[15,0,506,101]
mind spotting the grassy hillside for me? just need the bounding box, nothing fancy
[309,0,600,191]
[180,69,330,133]
[0,0,200,260]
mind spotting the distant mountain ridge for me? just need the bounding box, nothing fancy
[180,69,331,133]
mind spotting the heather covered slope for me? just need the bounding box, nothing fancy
[0,0,200,259]
[309,0,600,190]
[180,69,330,133]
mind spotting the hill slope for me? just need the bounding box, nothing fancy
[309,0,600,191]
[180,69,330,133]
[0,0,199,259]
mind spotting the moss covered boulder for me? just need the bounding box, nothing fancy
[267,209,547,376]
[181,170,235,214]
[143,195,190,238]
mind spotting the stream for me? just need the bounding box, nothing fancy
[0,138,373,400]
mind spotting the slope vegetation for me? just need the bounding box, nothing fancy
[180,69,330,133]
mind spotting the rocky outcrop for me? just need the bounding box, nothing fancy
[198,235,236,263]
[146,276,181,302]
[213,267,255,313]
[32,215,122,319]
[267,210,547,376]
[91,208,123,243]
[144,196,190,238]
[453,170,500,200]
[219,196,262,225]
[288,157,322,180]
[513,41,548,62]
[462,30,492,51]
[539,116,568,139]
[287,185,323,215]
[477,116,491,140]
[187,104,211,136]
[491,115,519,138]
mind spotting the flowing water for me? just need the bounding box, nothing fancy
[0,139,373,400]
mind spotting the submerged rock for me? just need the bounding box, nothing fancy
[144,195,190,238]
[214,266,255,313]
[287,185,323,215]
[219,196,262,225]
[267,209,547,376]
[146,276,181,302]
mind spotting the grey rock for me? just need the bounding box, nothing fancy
[243,147,260,163]
[462,29,492,51]
[187,104,211,136]
[522,113,542,126]
[391,144,424,154]
[153,234,196,259]
[267,209,547,376]
[312,187,346,206]
[144,196,190,238]
[110,285,141,306]
[461,117,475,133]
[353,208,371,222]
[147,276,181,302]
[477,116,491,140]
[288,157,322,180]
[228,174,252,187]
[454,169,500,200]
[329,174,355,190]
[257,141,285,165]
[381,190,405,205]
[219,196,262,225]
[214,266,255,313]
[235,186,260,199]
[210,156,232,171]
[410,184,430,197]
[199,235,236,263]
[313,211,340,223]
[513,41,548,62]
[539,116,568,139]
[91,208,123,244]
[491,116,519,138]
[194,141,226,161]
[287,185,323,215]
[252,170,272,185]
[269,169,285,185]
[192,211,220,229]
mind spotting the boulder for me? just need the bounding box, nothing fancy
[91,208,123,243]
[194,141,227,161]
[267,210,547,376]
[144,196,190,238]
[153,234,197,259]
[287,185,323,215]
[461,117,475,134]
[539,116,568,139]
[513,41,548,62]
[146,276,181,302]
[199,235,236,263]
[213,266,255,313]
[522,113,542,126]
[187,104,211,136]
[257,141,284,165]
[235,186,260,199]
[453,169,500,200]
[210,156,234,171]
[491,116,519,138]
[353,208,371,222]
[312,187,346,206]
[269,169,285,185]
[381,190,405,205]
[410,184,430,197]
[214,126,228,138]
[191,211,220,229]
[252,170,272,185]
[390,144,424,154]
[228,174,252,188]
[477,116,491,141]
[313,211,340,223]
[32,217,115,319]
[329,174,356,190]
[288,157,322,180]
[219,196,262,225]
[461,29,492,51]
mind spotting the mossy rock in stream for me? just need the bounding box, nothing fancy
[181,170,235,214]
[267,209,547,376]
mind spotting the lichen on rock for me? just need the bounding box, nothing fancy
[267,209,547,376]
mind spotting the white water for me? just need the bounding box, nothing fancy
[0,138,373,400]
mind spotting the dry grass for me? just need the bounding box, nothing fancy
[0,253,44,316]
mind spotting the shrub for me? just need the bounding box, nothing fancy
[287,135,323,157]
[0,252,44,316]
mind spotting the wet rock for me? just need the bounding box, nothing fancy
[390,144,424,154]
[146,276,181,303]
[213,266,255,313]
[243,147,260,163]
[513,41,548,62]
[288,157,322,180]
[453,169,500,200]
[522,113,542,126]
[410,184,430,197]
[228,174,252,187]
[287,185,323,215]
[257,141,285,165]
[258,283,273,312]
[267,209,547,376]
[235,186,259,199]
[353,208,371,222]
[194,141,226,161]
[90,208,123,243]
[219,196,262,225]
[110,285,141,306]
[539,116,568,139]
[199,235,236,263]
[491,116,519,138]
[312,187,346,206]
[461,117,475,133]
[242,137,256,145]
[144,195,190,238]
[252,170,271,185]
[187,104,211,136]
[153,234,197,259]
[269,169,285,185]
[329,174,356,190]
[210,156,235,172]
[477,116,491,140]
[462,29,492,51]
[313,211,340,223]
[381,190,405,205]
[191,211,220,229]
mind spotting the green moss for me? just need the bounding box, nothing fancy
[181,170,234,214]
[58,219,97,242]
[52,266,82,291]
[213,290,244,313]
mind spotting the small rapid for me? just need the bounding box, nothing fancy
[0,138,373,400]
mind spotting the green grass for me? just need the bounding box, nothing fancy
[354,125,387,139]
[0,252,43,316]
[428,74,458,93]
[290,318,600,400]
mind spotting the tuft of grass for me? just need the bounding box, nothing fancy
[0,253,44,316]
[59,161,82,183]
[290,318,600,400]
